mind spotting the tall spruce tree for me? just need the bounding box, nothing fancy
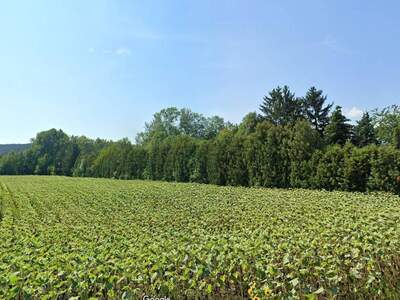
[353,112,377,147]
[260,86,303,126]
[324,106,352,146]
[303,87,333,136]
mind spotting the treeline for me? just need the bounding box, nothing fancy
[1,86,400,194]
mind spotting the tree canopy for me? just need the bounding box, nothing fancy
[353,112,377,147]
[1,86,400,194]
[324,106,352,146]
[302,87,333,136]
[136,107,227,144]
[259,86,303,126]
[371,105,400,144]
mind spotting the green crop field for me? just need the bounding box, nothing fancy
[0,176,399,299]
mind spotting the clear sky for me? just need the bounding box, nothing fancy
[1,0,399,143]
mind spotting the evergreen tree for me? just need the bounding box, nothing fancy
[260,86,303,126]
[190,141,209,183]
[244,122,291,188]
[324,106,352,146]
[288,120,321,188]
[353,112,377,147]
[315,144,346,190]
[302,87,333,136]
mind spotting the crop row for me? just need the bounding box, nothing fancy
[0,176,399,299]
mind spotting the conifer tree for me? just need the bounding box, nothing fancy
[303,87,333,136]
[260,86,303,126]
[353,112,377,147]
[324,106,352,145]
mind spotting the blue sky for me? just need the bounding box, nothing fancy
[1,0,400,143]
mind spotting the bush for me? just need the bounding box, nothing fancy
[343,145,376,192]
[315,145,346,190]
[368,146,400,194]
[288,120,321,188]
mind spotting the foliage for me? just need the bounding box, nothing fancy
[315,144,347,190]
[0,177,400,299]
[238,112,262,136]
[244,122,290,188]
[324,106,352,146]
[1,90,400,195]
[392,124,400,149]
[371,105,400,145]
[259,86,303,126]
[342,145,374,192]
[92,139,134,179]
[367,145,400,194]
[190,140,209,183]
[302,86,333,136]
[287,120,321,188]
[353,112,377,147]
[136,107,227,144]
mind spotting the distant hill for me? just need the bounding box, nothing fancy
[0,144,31,155]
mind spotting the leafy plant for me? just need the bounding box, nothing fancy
[0,176,399,299]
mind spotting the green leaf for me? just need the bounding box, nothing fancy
[151,272,158,283]
[9,273,19,285]
[207,284,213,294]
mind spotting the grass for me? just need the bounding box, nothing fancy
[0,176,399,299]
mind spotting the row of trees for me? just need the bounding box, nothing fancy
[1,86,400,194]
[260,86,399,147]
